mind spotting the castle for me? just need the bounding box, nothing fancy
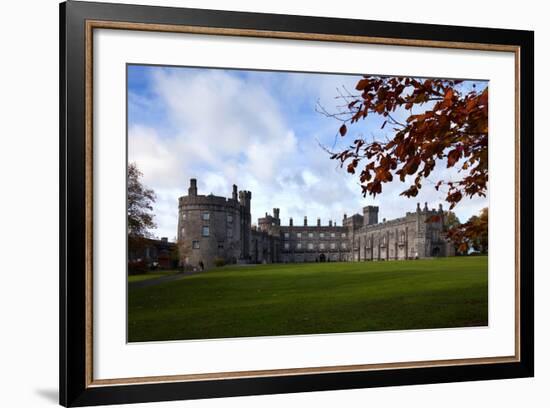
[177,179,454,269]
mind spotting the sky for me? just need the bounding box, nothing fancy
[127,64,488,241]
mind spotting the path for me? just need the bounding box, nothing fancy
[128,270,203,290]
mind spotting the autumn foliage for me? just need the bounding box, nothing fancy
[445,208,488,254]
[329,76,488,211]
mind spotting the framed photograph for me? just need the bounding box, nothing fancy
[60,1,534,406]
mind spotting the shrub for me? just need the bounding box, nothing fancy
[128,259,147,275]
[213,257,226,267]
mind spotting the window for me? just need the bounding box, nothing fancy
[307,243,314,250]
[218,241,224,249]
[192,240,200,249]
[296,243,302,250]
[319,243,325,250]
[182,213,187,220]
[227,214,233,223]
[432,230,440,241]
[202,212,210,221]
[284,232,289,239]
[202,226,210,237]
[400,231,406,243]
[227,228,233,238]
[330,243,336,249]
[341,242,347,249]
[180,227,185,237]
[331,232,335,238]
[297,232,302,239]
[341,232,346,238]
[284,243,290,250]
[308,232,313,239]
[320,232,325,238]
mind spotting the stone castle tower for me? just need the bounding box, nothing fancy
[178,179,251,268]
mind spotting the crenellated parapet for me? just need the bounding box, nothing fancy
[179,194,241,209]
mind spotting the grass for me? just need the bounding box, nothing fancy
[128,270,179,283]
[128,257,488,342]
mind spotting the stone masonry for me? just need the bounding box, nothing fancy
[178,179,454,269]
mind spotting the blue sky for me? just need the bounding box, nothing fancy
[128,64,488,240]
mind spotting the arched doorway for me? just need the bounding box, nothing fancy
[319,253,326,262]
[431,246,440,257]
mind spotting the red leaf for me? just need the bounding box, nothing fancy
[339,124,347,136]
[355,79,370,91]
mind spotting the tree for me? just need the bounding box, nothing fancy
[442,211,461,253]
[127,162,156,253]
[323,76,488,210]
[443,211,461,231]
[445,207,488,254]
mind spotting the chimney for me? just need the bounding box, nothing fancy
[317,217,321,227]
[304,216,308,226]
[273,208,280,221]
[424,202,428,212]
[232,184,238,200]
[188,178,198,197]
[329,220,333,227]
[417,202,421,212]
[289,217,293,226]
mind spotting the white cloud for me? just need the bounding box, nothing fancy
[128,67,487,239]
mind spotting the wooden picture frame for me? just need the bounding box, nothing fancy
[60,1,534,406]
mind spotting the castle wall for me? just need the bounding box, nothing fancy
[250,229,279,264]
[279,225,352,263]
[352,205,449,261]
[177,179,454,269]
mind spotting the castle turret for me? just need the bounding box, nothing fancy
[239,190,252,260]
[273,208,280,225]
[232,184,238,201]
[363,205,379,225]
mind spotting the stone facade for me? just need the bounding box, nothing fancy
[178,179,454,269]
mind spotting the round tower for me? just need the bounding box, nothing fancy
[178,178,243,269]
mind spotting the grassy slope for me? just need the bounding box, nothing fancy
[128,270,178,283]
[128,257,488,342]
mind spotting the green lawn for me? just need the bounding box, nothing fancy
[128,270,179,283]
[128,257,488,342]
